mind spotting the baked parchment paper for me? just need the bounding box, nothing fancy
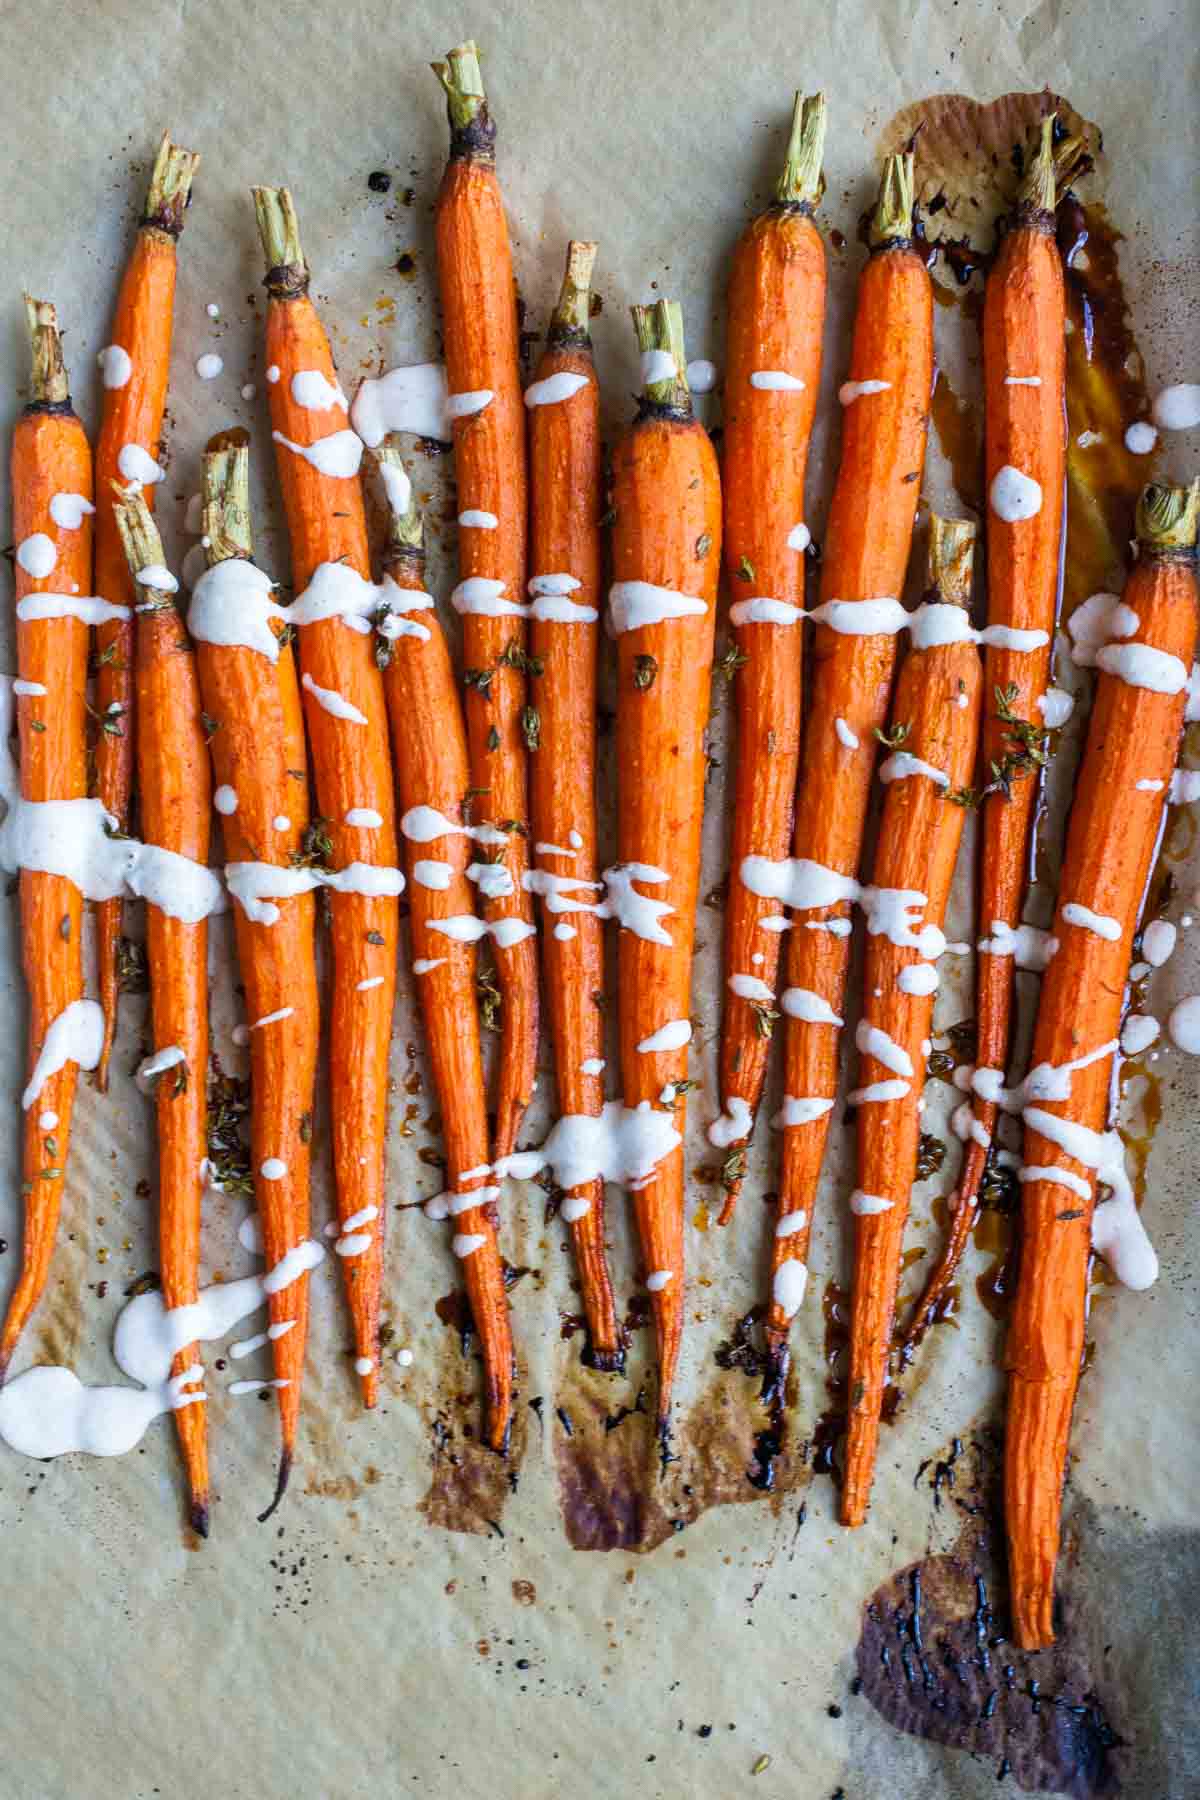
[0,2,1197,1796]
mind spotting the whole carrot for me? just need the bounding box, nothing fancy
[0,301,98,1383]
[373,441,515,1450]
[190,434,322,1519]
[761,155,933,1393]
[432,40,538,1164]
[254,188,402,1407]
[840,519,982,1527]
[112,488,213,1536]
[524,241,621,1368]
[92,133,199,1088]
[610,303,721,1454]
[1007,481,1198,1647]
[905,119,1070,1348]
[711,92,827,1218]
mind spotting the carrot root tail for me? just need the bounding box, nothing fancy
[257,1447,292,1524]
[189,1495,211,1539]
[761,1330,791,1410]
[900,1136,990,1354]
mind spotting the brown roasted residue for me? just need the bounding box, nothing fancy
[420,1400,528,1538]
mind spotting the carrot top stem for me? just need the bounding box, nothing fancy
[202,433,255,565]
[632,298,691,414]
[775,90,826,208]
[111,484,169,589]
[433,38,495,160]
[1137,478,1200,551]
[375,440,424,551]
[23,295,68,405]
[870,151,915,246]
[927,515,978,606]
[251,186,308,295]
[549,239,597,344]
[144,131,200,236]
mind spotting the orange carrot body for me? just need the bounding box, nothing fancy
[379,525,514,1450]
[259,216,399,1407]
[611,316,722,1445]
[1007,506,1197,1646]
[124,524,212,1534]
[713,96,826,1214]
[191,451,320,1513]
[433,48,537,1163]
[767,166,932,1376]
[840,526,982,1526]
[92,140,196,1087]
[0,321,93,1382]
[525,253,621,1367]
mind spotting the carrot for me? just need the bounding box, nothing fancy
[762,155,933,1393]
[189,434,321,1519]
[92,133,200,1089]
[903,119,1072,1354]
[372,441,515,1450]
[839,519,982,1526]
[0,301,95,1385]
[111,487,213,1536]
[253,188,402,1408]
[1006,481,1198,1647]
[524,241,621,1369]
[711,92,827,1221]
[432,40,538,1165]
[610,302,721,1454]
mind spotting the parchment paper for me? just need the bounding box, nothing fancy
[1,3,1198,1797]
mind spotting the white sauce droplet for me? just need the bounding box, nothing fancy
[1142,919,1177,967]
[48,492,95,530]
[685,359,716,393]
[989,465,1043,522]
[195,353,223,381]
[609,581,707,634]
[301,671,369,725]
[290,369,348,412]
[636,1019,692,1053]
[839,379,891,404]
[524,371,590,408]
[750,370,804,391]
[1120,1013,1160,1055]
[98,345,132,389]
[1124,421,1157,455]
[707,1096,753,1148]
[1152,384,1200,432]
[780,988,842,1025]
[272,429,363,480]
[16,534,58,578]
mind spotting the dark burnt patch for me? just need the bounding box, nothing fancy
[420,1401,528,1538]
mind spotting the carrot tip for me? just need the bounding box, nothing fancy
[583,1342,627,1377]
[656,1414,676,1478]
[761,1337,790,1411]
[257,1448,292,1524]
[189,1496,211,1539]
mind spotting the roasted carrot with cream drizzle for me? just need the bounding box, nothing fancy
[93,133,199,1088]
[254,188,402,1407]
[112,487,213,1536]
[524,241,621,1369]
[762,155,933,1394]
[1006,481,1198,1646]
[190,434,321,1520]
[610,303,721,1454]
[372,441,515,1450]
[432,40,538,1164]
[711,92,827,1217]
[905,118,1071,1353]
[840,518,982,1527]
[0,301,97,1384]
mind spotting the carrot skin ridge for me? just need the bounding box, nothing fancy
[92,138,197,1087]
[433,49,537,1166]
[377,490,514,1454]
[195,439,321,1502]
[905,193,1068,1353]
[256,211,400,1410]
[768,202,933,1368]
[840,521,982,1527]
[1006,505,1198,1648]
[715,140,828,1215]
[525,253,622,1369]
[1,315,92,1384]
[612,307,722,1444]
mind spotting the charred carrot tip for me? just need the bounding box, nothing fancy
[257,1448,292,1524]
[189,1496,211,1539]
[761,1337,790,1411]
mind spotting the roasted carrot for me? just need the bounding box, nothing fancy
[610,303,721,1453]
[711,92,827,1219]
[190,434,321,1519]
[524,241,621,1369]
[254,187,402,1407]
[762,155,933,1392]
[839,519,982,1526]
[1007,481,1198,1647]
[905,119,1071,1352]
[432,40,538,1164]
[112,488,213,1536]
[372,441,515,1450]
[92,132,199,1089]
[0,301,96,1383]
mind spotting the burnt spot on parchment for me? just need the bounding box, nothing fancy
[420,1397,528,1538]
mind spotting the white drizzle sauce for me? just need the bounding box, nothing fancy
[1152,384,1200,431]
[272,429,363,479]
[1095,641,1188,694]
[16,534,57,578]
[48,493,95,530]
[195,354,223,381]
[729,973,774,1002]
[855,1020,914,1078]
[524,371,590,407]
[21,1000,105,1109]
[708,1097,753,1148]
[445,390,494,420]
[580,1057,606,1075]
[685,360,716,393]
[1004,374,1042,386]
[640,350,677,385]
[835,717,859,749]
[772,1260,808,1317]
[1120,1013,1159,1055]
[729,597,803,626]
[290,370,348,412]
[879,751,949,788]
[351,362,450,443]
[98,345,132,388]
[849,1190,893,1215]
[645,1269,674,1292]
[1038,688,1074,727]
[897,962,939,996]
[839,379,891,403]
[1060,901,1121,941]
[636,1019,692,1053]
[787,522,811,551]
[772,1095,834,1128]
[1142,919,1177,967]
[750,370,804,390]
[609,581,707,633]
[848,1078,910,1104]
[117,444,164,487]
[989,465,1043,521]
[977,920,1060,969]
[458,509,499,529]
[780,988,842,1025]
[301,671,369,724]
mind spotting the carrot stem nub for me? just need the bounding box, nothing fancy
[251,186,308,293]
[927,515,978,606]
[550,239,598,343]
[632,298,691,413]
[1137,478,1200,550]
[202,434,255,565]
[775,90,827,208]
[111,485,169,591]
[433,38,486,129]
[144,131,200,236]
[24,295,68,406]
[870,151,915,246]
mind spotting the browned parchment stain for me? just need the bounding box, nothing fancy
[420,1398,528,1538]
[31,1179,89,1370]
[930,366,984,515]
